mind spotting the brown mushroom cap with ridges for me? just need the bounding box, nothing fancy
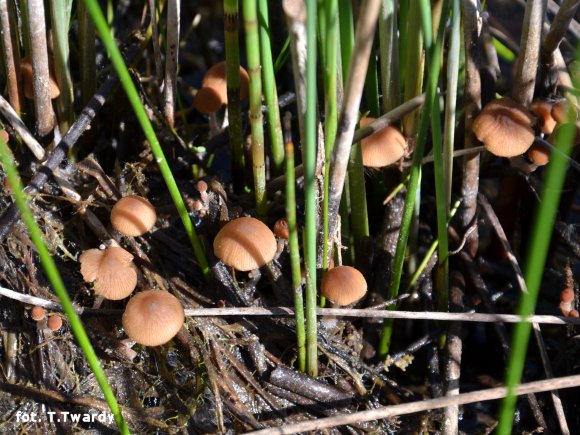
[80,246,137,300]
[472,98,535,157]
[111,195,157,237]
[359,117,406,168]
[122,290,185,346]
[20,57,61,100]
[214,217,277,271]
[527,143,550,166]
[321,266,367,306]
[193,61,249,113]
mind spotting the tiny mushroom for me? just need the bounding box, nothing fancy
[194,61,249,114]
[359,117,407,168]
[214,217,277,271]
[122,289,185,346]
[321,265,367,306]
[527,143,550,166]
[79,246,138,300]
[111,195,157,237]
[20,57,61,100]
[47,315,63,332]
[31,306,46,321]
[530,100,557,135]
[273,218,289,240]
[472,98,535,157]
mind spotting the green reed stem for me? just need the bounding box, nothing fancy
[428,0,451,315]
[338,0,369,261]
[224,0,245,188]
[258,0,284,173]
[497,123,576,433]
[379,0,400,113]
[284,113,306,372]
[81,0,210,281]
[379,0,448,356]
[304,0,319,377]
[243,0,267,219]
[364,47,380,118]
[321,0,338,277]
[78,0,96,107]
[0,139,129,434]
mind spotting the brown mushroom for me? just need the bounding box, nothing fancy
[321,265,367,306]
[20,57,60,100]
[359,117,406,168]
[213,217,277,271]
[47,315,63,332]
[31,306,46,321]
[273,218,289,240]
[79,246,138,300]
[530,100,557,135]
[527,143,550,166]
[472,98,535,157]
[193,61,249,113]
[122,290,185,346]
[111,195,157,237]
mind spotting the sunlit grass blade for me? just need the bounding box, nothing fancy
[81,0,210,281]
[0,138,129,434]
[242,0,267,219]
[304,0,319,377]
[284,112,306,372]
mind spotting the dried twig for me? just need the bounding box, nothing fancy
[245,374,580,435]
[326,0,381,242]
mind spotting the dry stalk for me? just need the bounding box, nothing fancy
[26,0,55,138]
[245,374,580,435]
[512,0,546,106]
[163,0,180,127]
[326,0,382,242]
[0,0,22,113]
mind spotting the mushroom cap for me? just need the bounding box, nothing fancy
[273,218,289,240]
[47,315,63,332]
[359,117,406,167]
[20,57,61,99]
[213,217,277,271]
[472,98,535,157]
[193,61,249,113]
[31,306,46,321]
[561,287,574,303]
[527,143,550,166]
[111,195,157,237]
[122,290,185,346]
[79,247,137,300]
[531,100,557,134]
[551,100,577,124]
[321,266,367,306]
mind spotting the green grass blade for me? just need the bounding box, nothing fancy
[80,0,210,281]
[304,0,319,377]
[0,139,129,434]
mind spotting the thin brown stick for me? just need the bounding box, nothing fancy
[26,0,55,137]
[512,0,546,106]
[245,374,580,435]
[460,0,482,258]
[541,0,580,58]
[163,0,179,127]
[0,0,22,113]
[327,0,381,241]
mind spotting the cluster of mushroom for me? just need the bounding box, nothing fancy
[30,306,63,332]
[79,195,185,346]
[213,216,368,306]
[472,97,577,164]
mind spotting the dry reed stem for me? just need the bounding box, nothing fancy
[327,0,382,241]
[0,0,21,113]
